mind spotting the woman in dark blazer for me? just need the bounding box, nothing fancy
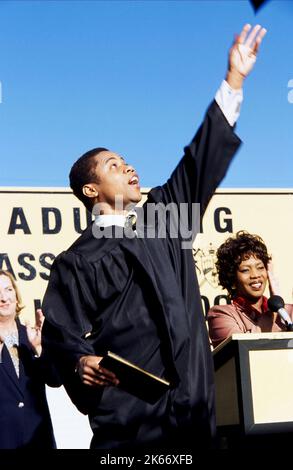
[0,270,59,449]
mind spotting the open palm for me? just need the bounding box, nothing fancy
[229,24,267,78]
[26,308,44,355]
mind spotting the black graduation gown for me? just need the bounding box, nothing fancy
[42,101,241,449]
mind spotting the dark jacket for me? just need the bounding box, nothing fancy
[0,318,59,449]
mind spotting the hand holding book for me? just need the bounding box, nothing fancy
[77,355,120,387]
[100,351,171,404]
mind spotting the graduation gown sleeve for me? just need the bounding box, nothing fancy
[149,100,241,218]
[42,249,105,413]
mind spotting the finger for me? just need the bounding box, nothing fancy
[82,379,101,387]
[98,370,119,385]
[35,309,45,328]
[81,373,118,387]
[81,374,105,387]
[253,28,267,55]
[98,374,119,386]
[93,363,119,384]
[98,365,118,381]
[25,325,35,339]
[88,359,117,379]
[245,24,262,49]
[237,23,252,44]
[80,363,116,381]
[82,378,113,387]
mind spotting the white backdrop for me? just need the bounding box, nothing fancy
[46,386,92,449]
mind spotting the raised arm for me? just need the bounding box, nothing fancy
[148,24,267,227]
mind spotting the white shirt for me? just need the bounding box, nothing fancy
[95,210,137,229]
[215,80,243,127]
[95,213,127,228]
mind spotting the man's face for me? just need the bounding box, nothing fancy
[89,151,141,213]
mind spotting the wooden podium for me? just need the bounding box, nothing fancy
[213,332,293,440]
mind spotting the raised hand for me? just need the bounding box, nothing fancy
[26,308,45,356]
[267,260,282,297]
[226,24,267,89]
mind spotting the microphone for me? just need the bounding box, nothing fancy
[268,295,293,331]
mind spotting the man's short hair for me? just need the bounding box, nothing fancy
[69,147,108,210]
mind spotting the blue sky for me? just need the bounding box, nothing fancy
[0,0,292,188]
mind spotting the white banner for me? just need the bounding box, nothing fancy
[1,187,293,322]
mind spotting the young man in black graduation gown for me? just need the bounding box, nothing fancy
[42,25,266,450]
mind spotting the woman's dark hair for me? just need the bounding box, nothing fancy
[69,147,108,211]
[216,231,271,298]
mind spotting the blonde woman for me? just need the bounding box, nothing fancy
[0,270,59,448]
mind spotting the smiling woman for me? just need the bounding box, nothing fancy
[0,270,60,449]
[207,231,293,348]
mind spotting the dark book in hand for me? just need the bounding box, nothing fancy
[99,351,171,404]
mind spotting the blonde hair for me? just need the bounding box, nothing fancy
[0,270,25,315]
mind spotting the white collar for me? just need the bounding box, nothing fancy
[94,210,137,228]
